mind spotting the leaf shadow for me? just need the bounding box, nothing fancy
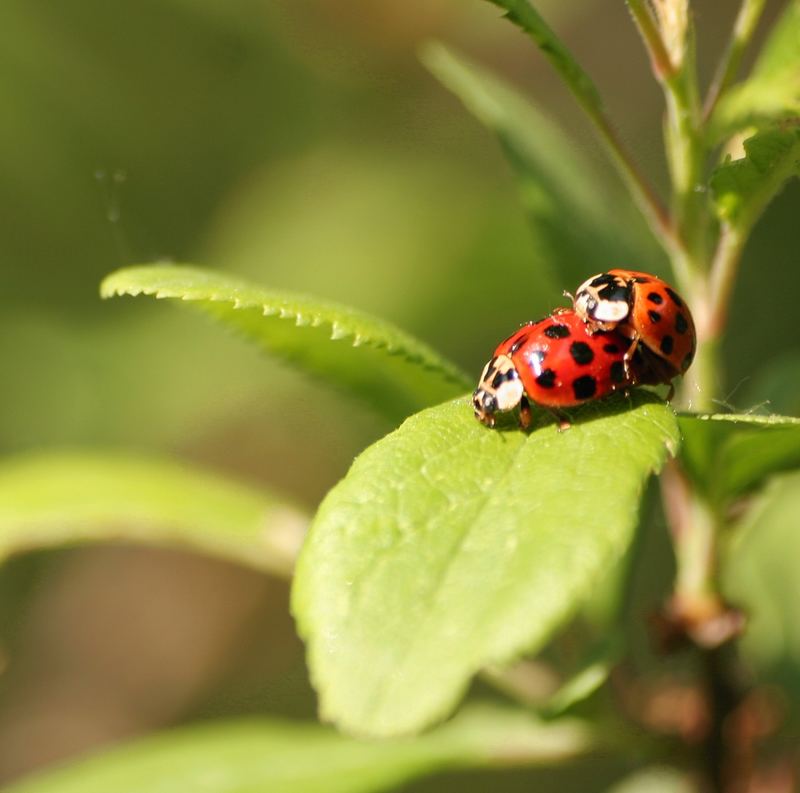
[489,388,666,435]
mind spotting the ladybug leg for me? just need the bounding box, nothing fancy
[518,395,533,431]
[665,382,675,402]
[549,408,571,432]
[622,332,641,380]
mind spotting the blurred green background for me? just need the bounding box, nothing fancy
[0,0,797,787]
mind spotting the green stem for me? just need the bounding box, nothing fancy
[664,71,707,284]
[703,0,767,122]
[663,461,719,611]
[707,223,746,339]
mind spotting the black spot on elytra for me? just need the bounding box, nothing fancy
[572,375,597,400]
[536,368,557,388]
[544,324,570,339]
[603,343,620,354]
[569,341,594,365]
[648,310,662,324]
[665,287,683,307]
[610,360,625,383]
[660,335,674,355]
[675,313,688,334]
[647,291,664,305]
[634,276,651,283]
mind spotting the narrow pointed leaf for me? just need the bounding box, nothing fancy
[0,452,306,576]
[293,392,679,736]
[485,0,602,117]
[2,707,593,793]
[421,44,654,287]
[101,265,470,421]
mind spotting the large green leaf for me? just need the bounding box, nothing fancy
[710,126,800,234]
[0,452,306,576]
[421,43,655,288]
[678,412,800,504]
[101,265,471,421]
[723,470,800,703]
[710,1,800,141]
[293,392,679,736]
[2,707,593,793]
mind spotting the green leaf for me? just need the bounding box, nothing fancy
[421,43,654,287]
[293,391,679,736]
[710,125,800,233]
[100,265,471,421]
[2,707,593,793]
[484,0,602,119]
[710,1,800,141]
[0,451,306,576]
[723,471,800,701]
[607,766,694,793]
[679,412,800,504]
[540,642,619,718]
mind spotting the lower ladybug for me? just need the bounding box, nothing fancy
[473,309,636,430]
[573,269,696,388]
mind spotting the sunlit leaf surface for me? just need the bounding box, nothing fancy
[294,392,679,735]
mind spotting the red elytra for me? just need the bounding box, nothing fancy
[473,309,636,428]
[573,269,696,386]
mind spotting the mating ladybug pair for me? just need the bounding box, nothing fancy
[473,269,696,429]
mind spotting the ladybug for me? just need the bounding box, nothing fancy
[473,309,636,430]
[572,269,696,387]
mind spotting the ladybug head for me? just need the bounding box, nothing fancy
[473,355,523,426]
[574,272,631,330]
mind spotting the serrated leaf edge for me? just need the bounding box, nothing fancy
[100,266,471,387]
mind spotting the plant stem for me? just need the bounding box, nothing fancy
[677,225,745,412]
[661,461,721,625]
[664,62,707,288]
[706,223,746,338]
[703,0,767,122]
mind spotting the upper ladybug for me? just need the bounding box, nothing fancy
[572,269,696,386]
